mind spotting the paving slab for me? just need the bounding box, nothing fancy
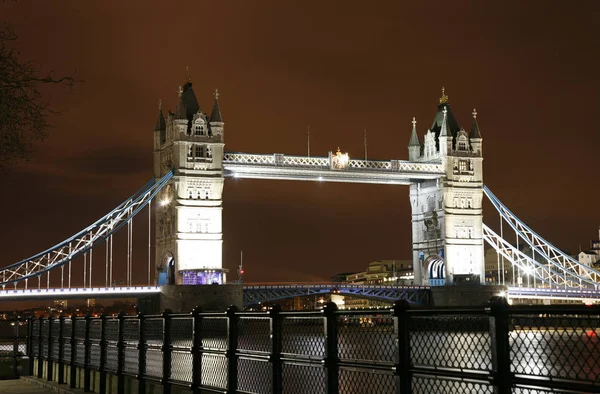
[0,378,82,394]
[0,379,53,393]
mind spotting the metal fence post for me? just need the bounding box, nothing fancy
[488,296,512,394]
[138,313,146,394]
[47,315,54,382]
[191,307,203,393]
[12,314,19,378]
[84,314,92,392]
[37,316,44,379]
[57,315,65,384]
[27,316,34,376]
[162,311,172,394]
[270,305,283,393]
[69,314,77,389]
[393,300,411,394]
[226,305,239,394]
[117,312,126,394]
[323,302,339,394]
[99,314,107,394]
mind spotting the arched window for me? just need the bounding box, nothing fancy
[457,135,468,151]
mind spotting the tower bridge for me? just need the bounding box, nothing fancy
[1,80,599,308]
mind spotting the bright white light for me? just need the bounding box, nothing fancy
[160,199,170,207]
[318,176,323,181]
[233,172,239,178]
[499,291,506,298]
[523,266,534,275]
[0,286,161,298]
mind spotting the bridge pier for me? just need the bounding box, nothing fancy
[139,284,243,313]
[431,284,507,307]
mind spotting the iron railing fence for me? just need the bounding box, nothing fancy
[0,315,29,378]
[26,299,600,394]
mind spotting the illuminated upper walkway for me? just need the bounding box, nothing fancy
[222,152,445,184]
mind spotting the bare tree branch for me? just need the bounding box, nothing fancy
[0,25,81,172]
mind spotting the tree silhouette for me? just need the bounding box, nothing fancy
[0,26,79,172]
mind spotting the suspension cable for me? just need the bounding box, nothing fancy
[0,171,173,287]
[89,248,93,288]
[83,252,87,288]
[68,242,72,289]
[148,199,151,286]
[105,239,109,287]
[127,208,131,286]
[109,234,113,287]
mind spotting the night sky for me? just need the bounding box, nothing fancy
[1,1,599,287]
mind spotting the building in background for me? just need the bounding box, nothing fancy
[344,260,413,285]
[577,227,600,268]
[339,260,413,309]
[53,300,68,311]
[484,248,513,285]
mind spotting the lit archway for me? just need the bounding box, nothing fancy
[426,255,445,286]
[157,252,175,285]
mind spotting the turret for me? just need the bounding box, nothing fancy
[174,80,201,135]
[469,108,483,156]
[209,89,224,141]
[438,106,452,156]
[153,100,166,178]
[154,99,166,147]
[408,117,421,161]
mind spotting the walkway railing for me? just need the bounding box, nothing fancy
[0,316,28,379]
[25,299,600,393]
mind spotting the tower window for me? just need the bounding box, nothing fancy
[195,125,204,135]
[459,160,468,172]
[193,145,206,159]
[458,140,467,151]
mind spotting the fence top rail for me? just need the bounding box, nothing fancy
[507,305,600,316]
[408,308,490,316]
[279,310,326,318]
[333,309,393,316]
[140,314,165,320]
[236,311,273,318]
[26,303,600,323]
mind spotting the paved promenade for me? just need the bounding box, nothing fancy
[0,378,81,394]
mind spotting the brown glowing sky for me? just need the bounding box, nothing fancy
[1,1,599,288]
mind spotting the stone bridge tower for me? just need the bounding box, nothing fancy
[409,88,484,286]
[152,78,225,286]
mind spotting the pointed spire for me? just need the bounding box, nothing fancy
[154,99,166,131]
[210,88,223,123]
[469,108,482,139]
[408,116,420,147]
[439,86,449,104]
[175,86,186,119]
[439,106,449,137]
[175,76,200,121]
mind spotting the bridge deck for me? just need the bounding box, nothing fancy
[222,153,444,184]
